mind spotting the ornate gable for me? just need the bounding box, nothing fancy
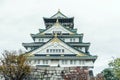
[29,36,87,56]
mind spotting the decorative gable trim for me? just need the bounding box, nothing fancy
[41,21,74,35]
[29,37,87,56]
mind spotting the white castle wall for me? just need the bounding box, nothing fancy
[35,38,51,42]
[29,59,94,67]
[34,38,79,43]
[64,38,79,42]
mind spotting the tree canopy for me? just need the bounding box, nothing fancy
[0,50,31,80]
[109,58,120,79]
[102,68,118,80]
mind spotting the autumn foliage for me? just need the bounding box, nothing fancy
[0,50,31,80]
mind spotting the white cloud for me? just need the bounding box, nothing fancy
[0,0,120,75]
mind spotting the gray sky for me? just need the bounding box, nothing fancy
[0,0,120,75]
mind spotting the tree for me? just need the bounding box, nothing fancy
[109,58,120,79]
[63,68,89,80]
[0,50,31,80]
[102,68,119,80]
[96,73,104,80]
[102,68,113,80]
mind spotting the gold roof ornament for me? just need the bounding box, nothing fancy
[58,9,60,12]
[56,18,59,23]
[54,32,58,38]
[54,19,60,26]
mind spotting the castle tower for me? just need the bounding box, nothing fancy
[22,10,97,80]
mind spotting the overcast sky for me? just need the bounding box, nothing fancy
[0,0,120,75]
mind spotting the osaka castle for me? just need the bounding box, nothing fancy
[22,10,97,80]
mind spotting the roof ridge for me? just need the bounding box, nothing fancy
[50,10,67,18]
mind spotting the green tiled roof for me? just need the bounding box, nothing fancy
[43,17,74,29]
[39,29,46,33]
[43,17,74,20]
[22,42,90,47]
[70,43,90,47]
[50,10,68,18]
[22,42,43,47]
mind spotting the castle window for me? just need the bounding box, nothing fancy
[79,60,85,65]
[70,38,72,42]
[56,49,58,52]
[46,49,64,53]
[70,60,73,64]
[42,38,44,42]
[65,60,67,64]
[39,38,41,42]
[53,49,55,53]
[70,60,76,64]
[39,38,44,42]
[70,38,76,42]
[46,49,49,53]
[53,31,62,35]
[50,49,52,52]
[62,49,64,53]
[82,60,85,65]
[73,38,75,42]
[43,60,48,64]
[79,60,82,64]
[74,60,76,64]
[62,60,67,64]
[38,60,40,64]
[58,49,61,52]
